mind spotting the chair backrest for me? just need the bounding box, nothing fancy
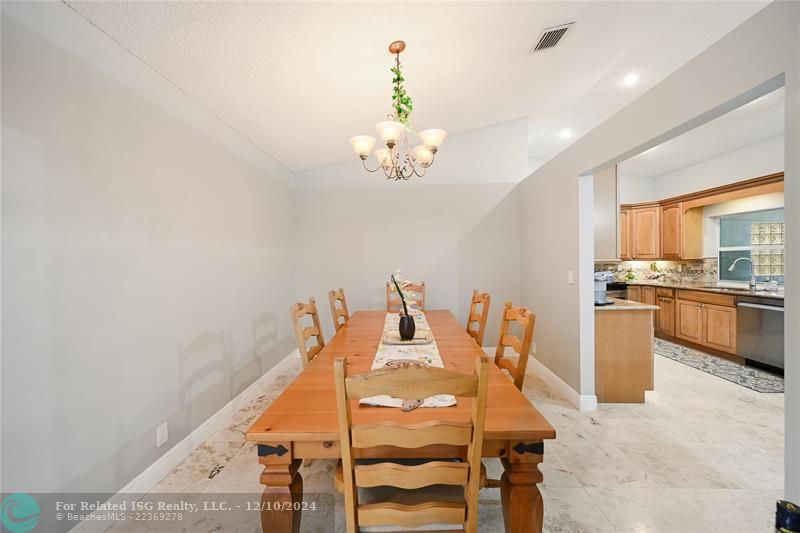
[494,301,536,390]
[329,288,350,332]
[386,281,425,312]
[465,290,491,347]
[334,357,489,533]
[290,297,325,368]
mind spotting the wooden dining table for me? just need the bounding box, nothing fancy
[246,310,556,532]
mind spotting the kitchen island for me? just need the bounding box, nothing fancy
[595,298,659,403]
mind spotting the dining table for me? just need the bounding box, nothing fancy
[246,309,556,532]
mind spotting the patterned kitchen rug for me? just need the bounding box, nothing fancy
[654,338,784,393]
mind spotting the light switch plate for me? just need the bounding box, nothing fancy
[567,270,575,285]
[156,422,169,448]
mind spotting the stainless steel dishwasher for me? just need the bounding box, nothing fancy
[737,296,784,371]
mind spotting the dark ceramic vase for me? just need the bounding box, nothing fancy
[399,315,416,341]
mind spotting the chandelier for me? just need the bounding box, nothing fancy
[349,40,447,181]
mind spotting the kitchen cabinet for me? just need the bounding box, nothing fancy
[661,203,682,259]
[631,205,661,259]
[676,290,737,354]
[627,285,641,302]
[660,202,704,260]
[703,304,737,353]
[676,299,704,344]
[619,208,632,260]
[640,286,656,306]
[655,288,676,337]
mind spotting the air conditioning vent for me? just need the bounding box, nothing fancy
[530,22,575,53]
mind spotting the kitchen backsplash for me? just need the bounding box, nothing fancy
[594,259,718,283]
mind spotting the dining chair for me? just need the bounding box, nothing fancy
[465,290,491,347]
[494,301,536,390]
[328,288,350,332]
[386,280,425,312]
[333,356,489,533]
[290,297,325,368]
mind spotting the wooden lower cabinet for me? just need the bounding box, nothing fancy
[703,304,737,353]
[627,286,641,302]
[676,299,703,344]
[675,292,737,354]
[656,296,675,337]
[640,286,656,306]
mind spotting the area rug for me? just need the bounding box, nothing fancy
[654,338,784,393]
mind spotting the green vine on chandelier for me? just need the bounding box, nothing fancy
[390,57,413,127]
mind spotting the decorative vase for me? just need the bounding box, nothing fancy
[399,315,415,341]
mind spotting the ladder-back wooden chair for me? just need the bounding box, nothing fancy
[494,301,536,391]
[328,288,350,332]
[334,356,489,533]
[465,290,491,347]
[386,281,425,312]
[290,297,325,368]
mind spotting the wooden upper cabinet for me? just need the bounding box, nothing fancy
[631,205,661,259]
[619,173,784,261]
[661,203,682,259]
[619,208,631,260]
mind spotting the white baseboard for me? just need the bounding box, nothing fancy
[70,349,299,533]
[483,347,597,411]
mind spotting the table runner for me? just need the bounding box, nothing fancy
[359,312,457,408]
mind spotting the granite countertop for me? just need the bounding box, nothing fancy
[595,298,659,311]
[625,280,785,300]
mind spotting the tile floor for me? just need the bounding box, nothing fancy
[110,351,784,532]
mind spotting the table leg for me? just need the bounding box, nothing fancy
[258,443,303,533]
[500,441,545,533]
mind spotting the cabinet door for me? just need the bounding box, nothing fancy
[676,299,703,344]
[632,206,661,259]
[656,297,675,337]
[627,286,641,302]
[661,203,682,259]
[641,286,656,306]
[619,209,631,260]
[703,304,737,354]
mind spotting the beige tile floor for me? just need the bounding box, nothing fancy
[111,352,784,532]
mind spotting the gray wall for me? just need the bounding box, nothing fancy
[519,1,799,500]
[291,183,522,347]
[1,2,296,493]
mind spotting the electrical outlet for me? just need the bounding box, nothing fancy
[156,422,168,448]
[567,270,575,285]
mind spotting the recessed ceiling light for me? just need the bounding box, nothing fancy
[622,72,640,87]
[558,128,573,139]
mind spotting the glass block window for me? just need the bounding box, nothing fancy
[718,208,783,282]
[751,222,784,277]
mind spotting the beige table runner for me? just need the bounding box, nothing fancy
[359,312,457,408]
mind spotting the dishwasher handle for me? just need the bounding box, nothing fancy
[738,302,784,312]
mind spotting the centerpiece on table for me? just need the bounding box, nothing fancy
[390,269,416,340]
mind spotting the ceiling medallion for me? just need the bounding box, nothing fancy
[350,40,447,181]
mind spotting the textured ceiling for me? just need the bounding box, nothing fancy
[621,87,784,179]
[68,1,767,173]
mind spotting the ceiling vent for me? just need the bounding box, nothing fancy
[529,22,575,53]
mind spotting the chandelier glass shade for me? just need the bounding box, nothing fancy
[349,41,446,180]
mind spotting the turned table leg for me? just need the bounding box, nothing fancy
[258,443,303,533]
[500,441,545,533]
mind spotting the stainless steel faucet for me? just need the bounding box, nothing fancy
[728,257,756,289]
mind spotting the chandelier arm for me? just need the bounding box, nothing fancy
[361,159,384,173]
